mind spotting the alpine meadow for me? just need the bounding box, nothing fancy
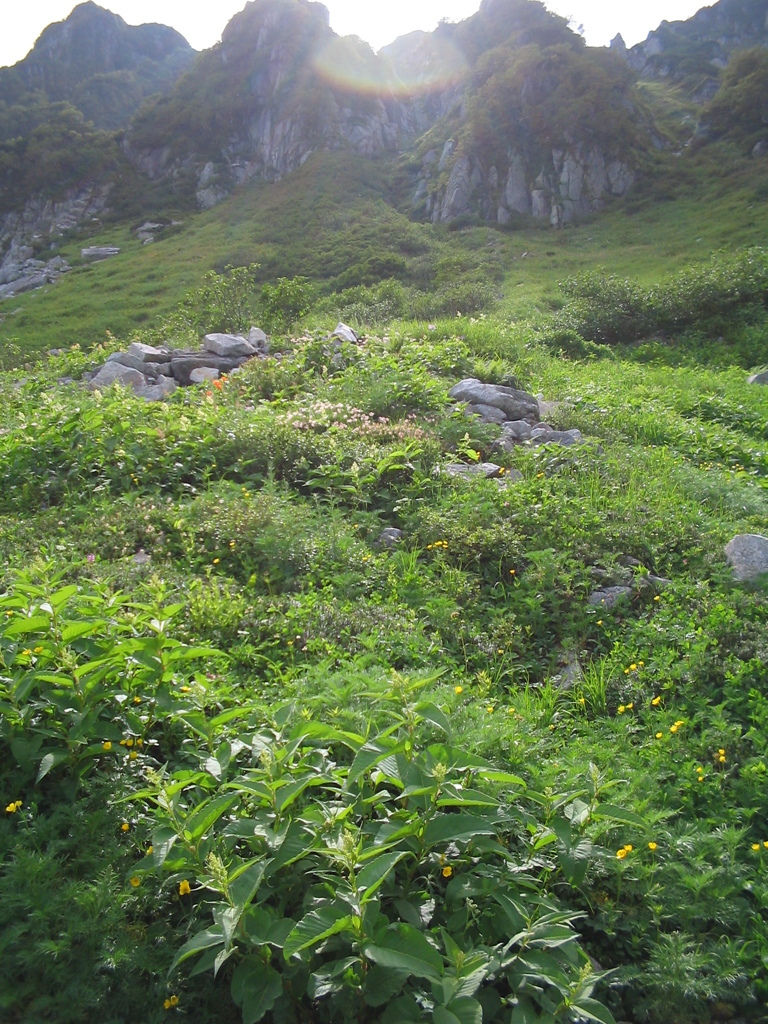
[2,1,768,1022]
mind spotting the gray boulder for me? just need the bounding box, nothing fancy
[588,586,633,609]
[81,246,120,261]
[444,462,503,480]
[376,528,404,549]
[170,355,245,385]
[203,333,256,358]
[128,342,168,363]
[529,427,582,447]
[189,367,221,383]
[107,351,164,377]
[248,326,269,353]
[134,376,178,401]
[465,403,507,424]
[88,363,146,391]
[332,322,359,344]
[725,534,768,581]
[748,370,768,385]
[449,379,540,422]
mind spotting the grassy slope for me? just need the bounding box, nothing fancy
[3,130,768,360]
[2,94,768,1021]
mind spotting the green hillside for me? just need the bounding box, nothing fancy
[2,3,768,1023]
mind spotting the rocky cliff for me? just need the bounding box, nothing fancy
[125,0,640,225]
[623,0,768,100]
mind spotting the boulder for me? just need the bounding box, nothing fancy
[748,370,768,384]
[127,342,168,363]
[588,586,633,609]
[502,419,534,440]
[189,367,221,383]
[725,534,768,581]
[170,355,245,385]
[529,427,582,447]
[332,322,359,344]
[134,375,178,401]
[449,379,540,422]
[248,326,269,353]
[81,246,120,260]
[376,528,404,549]
[464,403,507,424]
[107,351,164,377]
[203,333,256,358]
[88,362,146,391]
[444,462,503,480]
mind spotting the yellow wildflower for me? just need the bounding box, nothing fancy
[616,848,627,860]
[752,843,761,851]
[670,725,678,734]
[618,705,626,714]
[596,619,603,626]
[213,558,220,565]
[147,846,154,855]
[454,686,463,694]
[648,842,658,851]
[130,876,141,888]
[442,866,453,878]
[623,844,633,852]
[718,755,726,764]
[718,748,726,755]
[651,696,662,706]
[5,800,22,813]
[102,741,112,751]
[179,880,191,896]
[121,822,130,832]
[629,664,637,672]
[655,732,663,739]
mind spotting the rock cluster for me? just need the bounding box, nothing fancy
[449,378,582,451]
[0,248,69,300]
[87,328,269,401]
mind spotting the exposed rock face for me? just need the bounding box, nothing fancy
[124,0,641,222]
[419,144,634,227]
[622,0,768,98]
[0,183,110,299]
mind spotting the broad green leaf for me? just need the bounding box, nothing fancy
[228,860,266,914]
[356,851,407,901]
[49,585,79,609]
[477,769,526,788]
[423,813,496,846]
[169,927,224,974]
[364,923,444,981]
[348,741,401,783]
[308,957,360,999]
[204,757,222,780]
[363,965,409,1007]
[434,998,483,1024]
[4,615,51,637]
[571,999,617,1024]
[284,905,357,958]
[414,701,451,736]
[593,803,646,827]
[36,749,69,782]
[182,793,237,842]
[152,827,179,868]
[61,621,103,643]
[231,959,283,1024]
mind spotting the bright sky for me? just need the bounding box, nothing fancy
[0,0,711,69]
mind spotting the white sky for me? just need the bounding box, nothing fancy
[0,1,711,69]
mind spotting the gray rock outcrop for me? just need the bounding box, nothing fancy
[0,183,111,300]
[725,534,768,581]
[87,326,270,400]
[449,379,540,422]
